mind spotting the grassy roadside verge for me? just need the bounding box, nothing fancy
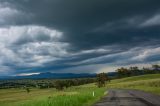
[107,74,160,95]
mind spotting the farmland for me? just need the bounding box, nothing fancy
[0,74,160,106]
[0,83,105,106]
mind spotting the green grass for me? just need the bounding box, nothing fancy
[0,84,106,106]
[107,74,160,95]
[110,74,160,84]
[1,74,160,106]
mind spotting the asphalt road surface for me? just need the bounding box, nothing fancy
[94,89,160,106]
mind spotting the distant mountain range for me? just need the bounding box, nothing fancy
[0,72,117,80]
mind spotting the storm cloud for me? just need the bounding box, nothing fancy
[0,0,160,76]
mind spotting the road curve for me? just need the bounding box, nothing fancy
[94,89,160,106]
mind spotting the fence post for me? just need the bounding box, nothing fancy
[93,91,95,97]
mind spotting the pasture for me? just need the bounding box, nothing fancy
[0,83,105,106]
[107,74,160,94]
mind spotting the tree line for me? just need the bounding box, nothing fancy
[116,64,160,78]
[54,78,96,90]
[0,78,96,90]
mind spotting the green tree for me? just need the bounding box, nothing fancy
[54,80,65,90]
[129,66,140,75]
[96,73,107,88]
[152,64,160,71]
[116,67,131,78]
[26,88,30,93]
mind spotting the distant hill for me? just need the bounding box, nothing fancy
[0,73,96,79]
[0,72,117,80]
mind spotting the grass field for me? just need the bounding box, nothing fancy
[0,83,106,106]
[0,74,160,106]
[107,74,160,95]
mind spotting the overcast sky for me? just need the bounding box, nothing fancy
[0,0,160,76]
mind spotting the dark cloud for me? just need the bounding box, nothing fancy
[0,0,160,75]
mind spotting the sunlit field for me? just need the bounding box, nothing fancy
[0,83,105,106]
[107,74,160,95]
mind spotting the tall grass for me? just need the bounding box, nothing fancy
[107,74,160,94]
[17,87,105,106]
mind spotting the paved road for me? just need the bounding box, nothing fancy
[94,89,160,106]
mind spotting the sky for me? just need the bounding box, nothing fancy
[0,0,160,76]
